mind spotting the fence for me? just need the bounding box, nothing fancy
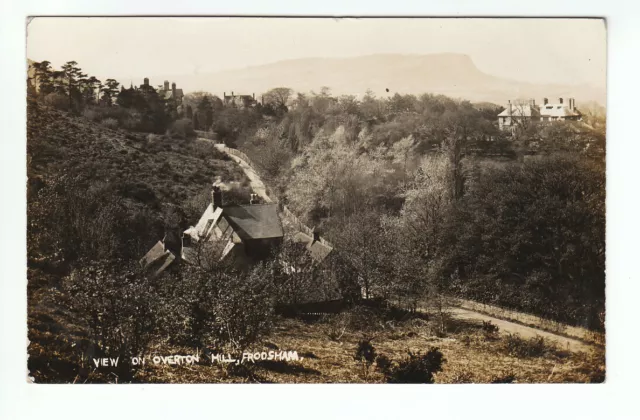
[194,130,218,141]
[281,204,334,249]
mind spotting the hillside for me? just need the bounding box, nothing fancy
[148,54,606,105]
[26,100,250,382]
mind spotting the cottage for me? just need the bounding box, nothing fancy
[181,186,284,267]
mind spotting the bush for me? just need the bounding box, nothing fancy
[482,320,500,340]
[500,334,556,358]
[44,93,70,111]
[168,118,196,140]
[101,118,119,129]
[83,109,98,121]
[384,347,445,383]
[354,339,376,377]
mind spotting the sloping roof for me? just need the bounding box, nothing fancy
[293,232,333,263]
[497,104,541,117]
[539,104,581,118]
[223,204,284,240]
[159,89,184,101]
[139,240,176,278]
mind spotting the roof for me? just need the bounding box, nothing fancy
[223,204,284,240]
[139,240,176,278]
[159,89,184,100]
[293,232,333,263]
[497,104,540,117]
[539,104,581,118]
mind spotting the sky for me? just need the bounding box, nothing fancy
[26,17,607,89]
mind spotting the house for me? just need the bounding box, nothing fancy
[158,80,184,104]
[498,97,581,130]
[181,186,284,267]
[223,91,260,108]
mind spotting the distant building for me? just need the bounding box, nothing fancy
[158,80,184,104]
[223,91,260,108]
[498,97,581,130]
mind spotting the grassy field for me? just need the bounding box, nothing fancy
[109,313,604,384]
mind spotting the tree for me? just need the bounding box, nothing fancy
[197,96,214,131]
[263,87,293,112]
[60,61,87,112]
[31,60,54,95]
[101,79,120,106]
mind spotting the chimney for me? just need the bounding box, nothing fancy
[530,98,535,107]
[212,185,223,209]
[559,97,564,104]
[570,98,576,110]
[543,97,548,105]
[252,93,255,100]
[164,81,169,91]
[312,228,320,242]
[508,100,513,115]
[231,91,234,97]
[172,82,177,97]
[144,77,149,86]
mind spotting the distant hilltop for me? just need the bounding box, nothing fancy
[141,53,605,106]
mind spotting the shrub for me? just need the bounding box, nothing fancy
[385,347,445,383]
[354,339,376,377]
[501,334,555,358]
[43,93,70,111]
[83,109,98,121]
[375,354,393,374]
[482,320,500,340]
[168,118,196,140]
[101,118,119,130]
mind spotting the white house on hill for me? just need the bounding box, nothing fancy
[498,97,581,130]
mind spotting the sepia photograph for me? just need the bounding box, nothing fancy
[25,17,607,384]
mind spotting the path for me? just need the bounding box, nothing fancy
[204,138,595,354]
[199,139,272,203]
[449,307,593,353]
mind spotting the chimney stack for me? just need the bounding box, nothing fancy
[559,97,564,104]
[144,77,149,86]
[312,227,320,242]
[164,80,169,91]
[252,93,255,100]
[212,185,223,209]
[508,100,513,115]
[530,98,535,107]
[231,91,234,97]
[543,97,548,105]
[172,82,177,97]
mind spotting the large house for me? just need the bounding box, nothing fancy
[498,97,581,130]
[223,91,260,108]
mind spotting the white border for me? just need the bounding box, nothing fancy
[2,1,640,419]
